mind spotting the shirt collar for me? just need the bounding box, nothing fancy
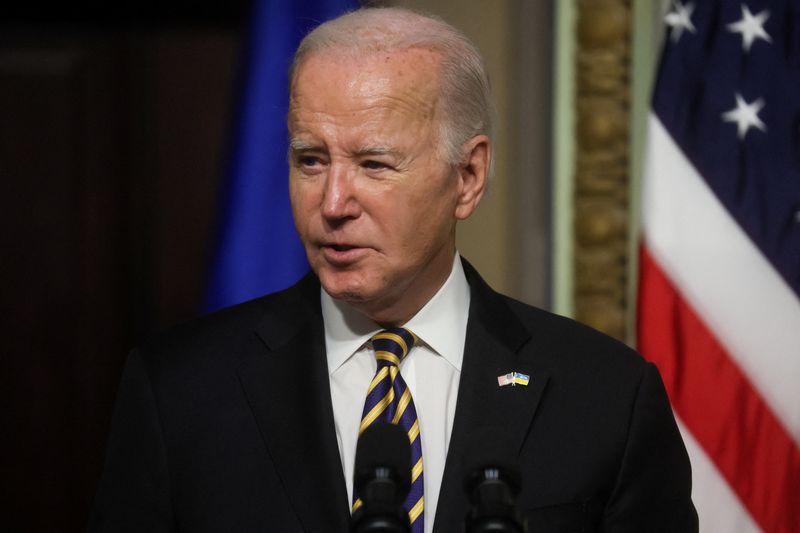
[322,253,471,375]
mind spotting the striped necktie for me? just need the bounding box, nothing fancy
[353,327,424,532]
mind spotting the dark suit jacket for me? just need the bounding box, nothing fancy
[88,260,697,532]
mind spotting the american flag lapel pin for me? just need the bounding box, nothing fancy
[497,372,514,386]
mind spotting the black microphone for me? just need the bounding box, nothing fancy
[351,423,412,533]
[463,434,526,533]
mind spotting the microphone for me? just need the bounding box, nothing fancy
[351,423,412,533]
[463,434,526,533]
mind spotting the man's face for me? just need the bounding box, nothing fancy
[288,48,483,325]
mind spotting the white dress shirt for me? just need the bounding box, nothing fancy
[322,253,470,533]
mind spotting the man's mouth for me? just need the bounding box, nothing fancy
[320,243,366,264]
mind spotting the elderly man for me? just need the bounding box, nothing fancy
[89,7,697,533]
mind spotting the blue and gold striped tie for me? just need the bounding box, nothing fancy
[353,327,424,532]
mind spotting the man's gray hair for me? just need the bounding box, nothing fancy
[291,7,494,172]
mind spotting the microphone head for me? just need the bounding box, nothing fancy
[354,423,412,500]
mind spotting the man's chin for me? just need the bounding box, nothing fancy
[322,287,367,303]
[318,271,371,304]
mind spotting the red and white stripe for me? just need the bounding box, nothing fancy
[638,114,800,532]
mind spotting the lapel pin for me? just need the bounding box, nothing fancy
[497,372,530,387]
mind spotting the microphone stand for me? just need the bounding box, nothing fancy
[464,465,526,533]
[351,424,412,533]
[351,465,410,533]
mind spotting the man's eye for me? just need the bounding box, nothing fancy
[362,160,388,170]
[298,155,321,167]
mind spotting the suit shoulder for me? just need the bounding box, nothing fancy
[135,278,317,372]
[500,295,647,373]
[462,257,644,374]
[140,297,262,355]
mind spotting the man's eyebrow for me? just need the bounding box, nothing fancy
[287,140,403,160]
[356,145,401,158]
[288,139,319,152]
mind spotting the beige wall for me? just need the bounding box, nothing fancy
[396,0,554,307]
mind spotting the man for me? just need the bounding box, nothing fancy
[89,7,697,532]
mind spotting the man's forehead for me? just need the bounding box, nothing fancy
[290,47,442,101]
[297,44,442,72]
[288,48,442,136]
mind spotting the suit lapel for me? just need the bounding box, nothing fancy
[433,262,550,532]
[232,263,550,532]
[236,275,350,533]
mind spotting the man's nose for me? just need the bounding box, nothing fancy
[320,163,361,221]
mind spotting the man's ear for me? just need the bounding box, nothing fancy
[454,135,490,220]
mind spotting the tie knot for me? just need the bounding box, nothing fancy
[371,328,416,367]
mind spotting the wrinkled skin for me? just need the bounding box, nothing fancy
[288,48,489,326]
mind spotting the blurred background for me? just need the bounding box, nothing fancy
[2,0,797,531]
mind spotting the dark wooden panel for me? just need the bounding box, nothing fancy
[0,26,240,532]
[0,41,132,531]
[150,30,239,328]
[1,0,248,25]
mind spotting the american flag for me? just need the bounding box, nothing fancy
[498,372,516,387]
[637,1,800,531]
